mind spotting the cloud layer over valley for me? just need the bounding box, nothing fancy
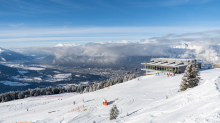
[8,29,220,69]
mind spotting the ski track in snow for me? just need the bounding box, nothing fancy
[139,93,156,100]
[96,103,104,109]
[122,98,135,106]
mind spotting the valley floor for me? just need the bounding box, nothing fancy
[1,68,220,123]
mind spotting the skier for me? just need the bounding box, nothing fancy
[103,99,106,105]
[73,101,75,105]
[103,99,108,106]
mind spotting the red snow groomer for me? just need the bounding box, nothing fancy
[103,99,108,106]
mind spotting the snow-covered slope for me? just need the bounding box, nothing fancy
[1,68,220,123]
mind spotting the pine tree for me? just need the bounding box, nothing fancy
[9,92,15,100]
[89,86,93,92]
[97,81,103,90]
[46,91,50,95]
[129,75,133,81]
[106,80,111,87]
[132,74,136,79]
[126,76,129,81]
[76,86,80,92]
[109,104,119,120]
[73,86,76,92]
[4,97,8,102]
[116,78,120,84]
[0,95,2,102]
[92,84,97,91]
[30,90,34,97]
[109,81,112,86]
[114,78,118,84]
[123,76,127,82]
[1,97,4,103]
[83,87,89,93]
[179,62,200,91]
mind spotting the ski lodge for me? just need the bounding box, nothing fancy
[141,58,201,74]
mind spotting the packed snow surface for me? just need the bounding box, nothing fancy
[1,68,220,123]
[0,81,30,86]
[53,73,71,79]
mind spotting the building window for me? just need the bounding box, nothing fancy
[173,68,175,73]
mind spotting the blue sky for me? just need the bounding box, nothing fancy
[1,0,220,48]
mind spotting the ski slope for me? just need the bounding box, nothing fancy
[1,68,220,123]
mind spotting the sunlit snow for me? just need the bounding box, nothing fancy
[1,68,220,123]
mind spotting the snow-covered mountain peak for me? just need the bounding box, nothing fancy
[0,48,4,53]
[173,43,189,49]
[96,40,138,44]
[55,43,79,47]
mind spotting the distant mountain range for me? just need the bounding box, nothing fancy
[0,47,31,62]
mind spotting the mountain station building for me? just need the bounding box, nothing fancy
[141,58,201,74]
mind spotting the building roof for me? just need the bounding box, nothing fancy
[142,61,187,67]
[151,58,194,61]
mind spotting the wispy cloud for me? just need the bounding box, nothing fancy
[150,29,220,45]
[49,0,93,9]
[0,26,219,47]
[0,26,219,37]
[0,0,91,15]
[0,0,123,15]
[129,0,215,7]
